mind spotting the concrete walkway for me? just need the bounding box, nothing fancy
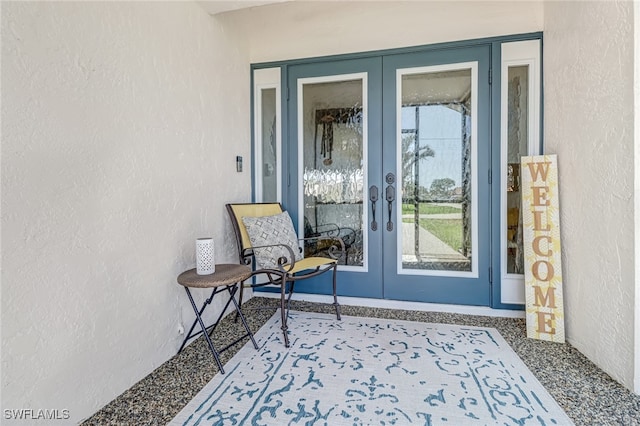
[401,221,468,263]
[401,213,461,220]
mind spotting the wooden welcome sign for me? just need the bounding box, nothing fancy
[521,155,565,343]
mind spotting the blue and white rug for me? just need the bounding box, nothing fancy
[170,311,573,425]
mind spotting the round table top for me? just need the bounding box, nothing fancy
[177,264,252,288]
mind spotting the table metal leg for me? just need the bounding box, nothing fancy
[183,287,225,374]
[177,280,260,374]
[178,287,220,354]
[227,285,258,350]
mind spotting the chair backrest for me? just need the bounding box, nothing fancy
[226,203,284,256]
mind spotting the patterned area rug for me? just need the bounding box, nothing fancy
[170,311,573,425]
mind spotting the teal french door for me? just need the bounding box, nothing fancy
[286,45,492,306]
[286,57,384,299]
[381,47,492,305]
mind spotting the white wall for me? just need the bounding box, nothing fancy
[1,2,251,423]
[544,0,636,390]
[222,1,544,63]
[635,0,640,396]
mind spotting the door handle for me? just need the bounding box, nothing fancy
[386,185,395,231]
[369,185,379,231]
[385,173,396,232]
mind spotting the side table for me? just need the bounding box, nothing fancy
[177,264,258,374]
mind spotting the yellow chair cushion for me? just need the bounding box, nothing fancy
[287,256,337,274]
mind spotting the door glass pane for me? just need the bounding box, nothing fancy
[261,88,278,202]
[506,65,529,274]
[301,78,364,266]
[400,69,472,272]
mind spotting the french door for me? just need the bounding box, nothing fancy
[286,45,492,306]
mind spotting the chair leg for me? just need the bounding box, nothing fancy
[286,281,295,315]
[280,277,290,348]
[332,263,341,320]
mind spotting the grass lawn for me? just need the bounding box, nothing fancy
[402,203,461,215]
[403,218,463,252]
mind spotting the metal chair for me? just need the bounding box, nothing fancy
[303,216,357,264]
[226,203,343,347]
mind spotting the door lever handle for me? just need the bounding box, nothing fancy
[385,185,395,231]
[369,185,379,231]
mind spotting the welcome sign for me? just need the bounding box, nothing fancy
[521,155,565,343]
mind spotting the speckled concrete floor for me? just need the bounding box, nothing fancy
[83,297,640,425]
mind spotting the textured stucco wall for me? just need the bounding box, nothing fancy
[221,1,544,63]
[635,0,640,396]
[544,1,636,390]
[1,2,251,422]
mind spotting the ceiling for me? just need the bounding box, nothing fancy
[197,0,289,15]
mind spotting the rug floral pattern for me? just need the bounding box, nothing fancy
[171,312,572,425]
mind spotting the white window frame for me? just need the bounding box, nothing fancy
[500,40,542,304]
[297,73,369,273]
[396,62,479,278]
[253,68,282,203]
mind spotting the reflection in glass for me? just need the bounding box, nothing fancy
[400,69,472,272]
[261,88,277,202]
[506,65,529,274]
[302,79,364,266]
